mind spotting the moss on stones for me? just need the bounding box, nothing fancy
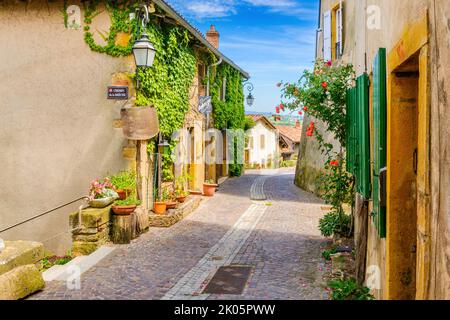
[0,264,45,300]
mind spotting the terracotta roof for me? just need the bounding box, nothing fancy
[276,125,302,143]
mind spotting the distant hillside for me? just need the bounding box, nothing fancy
[245,111,303,127]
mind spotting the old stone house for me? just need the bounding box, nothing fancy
[277,121,302,161]
[298,0,449,299]
[0,0,248,255]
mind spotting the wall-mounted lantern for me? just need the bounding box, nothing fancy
[133,33,156,68]
[244,82,255,107]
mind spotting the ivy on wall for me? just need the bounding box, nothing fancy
[210,64,246,176]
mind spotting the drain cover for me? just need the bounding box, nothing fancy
[203,266,253,295]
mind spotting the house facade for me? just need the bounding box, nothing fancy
[0,0,248,255]
[299,0,450,300]
[277,121,302,161]
[245,116,279,169]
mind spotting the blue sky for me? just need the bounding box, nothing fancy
[167,0,319,114]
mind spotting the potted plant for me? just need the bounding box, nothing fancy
[203,179,218,197]
[109,170,136,200]
[166,191,178,210]
[112,197,141,215]
[88,178,118,208]
[175,189,189,203]
[175,170,191,202]
[153,189,169,215]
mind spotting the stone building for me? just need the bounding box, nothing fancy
[0,0,248,255]
[298,0,449,299]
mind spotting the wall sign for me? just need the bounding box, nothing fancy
[107,86,129,100]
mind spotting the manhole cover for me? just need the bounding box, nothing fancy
[203,266,253,295]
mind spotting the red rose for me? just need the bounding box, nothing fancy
[330,160,339,167]
[326,60,332,67]
[303,106,308,112]
[298,111,303,115]
[279,103,285,110]
[275,106,280,114]
[322,82,328,89]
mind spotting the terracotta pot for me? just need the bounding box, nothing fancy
[203,183,217,197]
[153,202,167,215]
[189,190,202,196]
[121,105,159,140]
[166,201,177,210]
[176,196,187,203]
[112,205,137,215]
[117,190,127,200]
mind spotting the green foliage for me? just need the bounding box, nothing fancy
[280,160,297,168]
[114,197,141,206]
[281,60,356,238]
[322,246,338,261]
[319,210,352,238]
[109,170,136,190]
[83,1,138,57]
[244,116,256,131]
[328,279,375,300]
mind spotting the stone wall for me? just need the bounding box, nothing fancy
[0,1,132,255]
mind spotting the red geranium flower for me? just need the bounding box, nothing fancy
[322,82,328,89]
[330,160,339,167]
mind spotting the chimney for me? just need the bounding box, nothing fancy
[206,25,220,49]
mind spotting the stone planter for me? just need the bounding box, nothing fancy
[89,197,115,208]
[166,201,177,210]
[121,105,159,140]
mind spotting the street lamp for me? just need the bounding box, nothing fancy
[244,82,255,107]
[132,33,156,68]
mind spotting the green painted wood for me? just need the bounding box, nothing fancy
[372,48,387,238]
[346,87,358,175]
[356,74,371,199]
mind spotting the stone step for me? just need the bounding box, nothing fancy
[0,264,45,300]
[42,246,115,282]
[0,241,45,276]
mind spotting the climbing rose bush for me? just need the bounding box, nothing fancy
[279,59,356,238]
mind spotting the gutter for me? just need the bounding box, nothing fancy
[153,0,250,79]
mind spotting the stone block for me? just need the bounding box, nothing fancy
[0,264,45,300]
[72,228,109,243]
[123,146,136,159]
[0,241,45,276]
[72,240,106,257]
[69,206,112,229]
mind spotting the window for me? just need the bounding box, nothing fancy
[323,1,344,61]
[249,136,254,149]
[260,135,265,149]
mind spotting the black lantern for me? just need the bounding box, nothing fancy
[244,81,255,107]
[246,92,255,107]
[132,33,156,68]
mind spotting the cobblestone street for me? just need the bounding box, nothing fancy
[31,168,329,300]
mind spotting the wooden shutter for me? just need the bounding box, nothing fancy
[372,48,387,237]
[323,10,332,61]
[356,74,371,199]
[346,87,357,174]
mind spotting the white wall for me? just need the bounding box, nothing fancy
[247,121,278,168]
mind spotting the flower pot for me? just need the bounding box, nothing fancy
[121,105,159,140]
[166,201,177,210]
[89,197,115,208]
[176,196,187,203]
[117,190,127,200]
[112,205,137,215]
[189,190,202,196]
[203,183,217,197]
[153,202,167,215]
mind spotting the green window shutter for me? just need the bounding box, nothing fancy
[346,87,357,174]
[356,73,371,199]
[372,48,387,237]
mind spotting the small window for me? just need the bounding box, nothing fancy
[249,136,254,149]
[260,135,265,149]
[323,2,344,61]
